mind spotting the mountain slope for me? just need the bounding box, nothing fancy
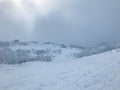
[11,42,83,62]
[1,41,120,64]
[0,48,120,90]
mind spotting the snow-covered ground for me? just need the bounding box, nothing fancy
[0,48,120,90]
[11,43,82,62]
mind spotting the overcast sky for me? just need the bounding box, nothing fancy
[0,0,120,46]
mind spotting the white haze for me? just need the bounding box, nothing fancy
[0,0,120,46]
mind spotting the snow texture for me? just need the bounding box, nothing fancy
[0,48,120,90]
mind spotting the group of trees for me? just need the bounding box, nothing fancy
[0,48,52,64]
[0,41,120,64]
[0,40,63,64]
[0,48,30,64]
[0,41,10,47]
[0,40,29,48]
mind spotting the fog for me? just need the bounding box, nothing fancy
[0,0,120,46]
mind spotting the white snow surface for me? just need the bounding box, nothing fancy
[0,48,120,90]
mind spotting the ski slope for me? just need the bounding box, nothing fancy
[0,48,120,90]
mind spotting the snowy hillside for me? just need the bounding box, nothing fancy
[11,42,83,62]
[0,41,120,64]
[0,48,120,90]
[0,41,85,64]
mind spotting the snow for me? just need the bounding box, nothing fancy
[0,49,120,90]
[11,43,83,62]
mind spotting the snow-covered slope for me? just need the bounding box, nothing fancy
[0,48,120,90]
[1,41,120,64]
[0,42,86,64]
[11,42,83,62]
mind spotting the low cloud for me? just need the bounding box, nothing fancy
[0,0,120,46]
